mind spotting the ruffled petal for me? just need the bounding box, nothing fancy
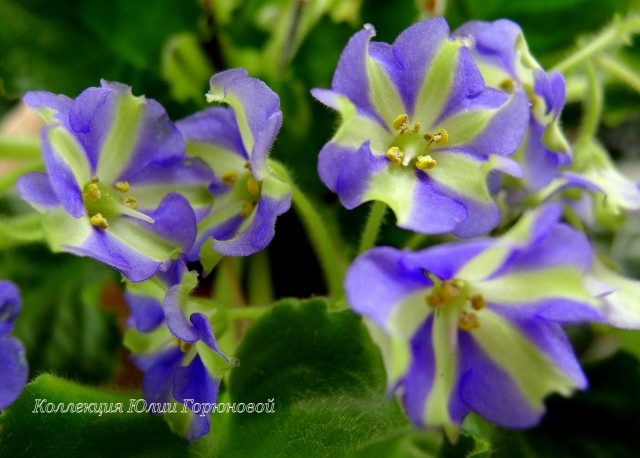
[16,172,61,210]
[0,281,21,337]
[133,346,183,404]
[124,292,164,333]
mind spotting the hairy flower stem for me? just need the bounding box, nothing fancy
[0,135,41,160]
[575,61,603,154]
[595,54,640,93]
[358,201,386,254]
[291,182,346,303]
[552,16,640,74]
[226,305,273,320]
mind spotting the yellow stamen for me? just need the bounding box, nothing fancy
[221,170,238,186]
[440,281,461,302]
[244,161,252,170]
[114,181,130,193]
[91,176,100,183]
[90,213,108,230]
[386,146,404,165]
[426,292,444,309]
[470,294,485,311]
[499,78,515,93]
[459,311,480,331]
[247,178,261,197]
[85,183,101,201]
[179,341,192,353]
[240,201,256,218]
[424,129,449,146]
[392,114,410,132]
[123,196,138,210]
[415,155,437,170]
[413,122,422,133]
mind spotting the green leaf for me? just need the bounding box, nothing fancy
[349,428,440,458]
[216,297,417,457]
[0,246,120,383]
[0,375,190,456]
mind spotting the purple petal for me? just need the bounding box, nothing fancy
[401,240,493,281]
[136,193,197,254]
[402,175,468,234]
[453,19,522,77]
[176,107,246,158]
[457,332,546,428]
[209,69,282,176]
[173,355,219,441]
[211,193,292,257]
[391,18,451,115]
[318,141,385,209]
[23,91,73,127]
[133,346,183,404]
[124,292,164,333]
[0,336,28,410]
[345,247,432,330]
[330,25,383,122]
[403,315,436,426]
[0,281,21,337]
[522,120,561,191]
[16,172,61,208]
[40,125,86,218]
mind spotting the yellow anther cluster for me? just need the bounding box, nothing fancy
[240,201,256,218]
[458,311,480,331]
[415,155,437,170]
[247,178,261,197]
[114,181,130,193]
[470,294,485,311]
[424,128,448,146]
[123,196,138,209]
[386,146,405,165]
[90,213,108,230]
[179,341,192,353]
[393,114,410,132]
[221,170,238,186]
[85,183,101,201]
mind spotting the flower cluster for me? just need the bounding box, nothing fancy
[316,18,640,435]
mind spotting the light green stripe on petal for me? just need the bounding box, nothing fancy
[413,39,461,127]
[185,141,246,177]
[478,267,596,305]
[366,56,406,127]
[107,217,178,262]
[428,153,492,203]
[218,93,253,160]
[437,107,500,147]
[43,208,93,252]
[47,126,92,185]
[365,167,417,224]
[96,92,145,183]
[425,311,459,428]
[131,184,213,212]
[364,319,412,389]
[329,94,391,155]
[473,310,578,408]
[388,289,432,338]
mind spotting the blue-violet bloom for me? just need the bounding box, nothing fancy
[18,81,214,282]
[345,203,602,434]
[124,259,230,440]
[313,18,529,237]
[454,19,571,194]
[0,281,28,410]
[176,69,292,258]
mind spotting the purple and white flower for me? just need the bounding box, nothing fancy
[177,69,292,258]
[125,259,230,440]
[313,18,529,237]
[17,81,214,282]
[345,203,602,433]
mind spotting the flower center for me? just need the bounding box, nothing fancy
[424,278,485,332]
[386,113,448,172]
[219,166,262,218]
[82,178,153,230]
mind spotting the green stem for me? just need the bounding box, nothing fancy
[291,182,346,302]
[0,161,43,193]
[551,16,640,74]
[596,54,640,93]
[575,61,603,151]
[404,233,427,250]
[0,134,41,160]
[358,201,386,254]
